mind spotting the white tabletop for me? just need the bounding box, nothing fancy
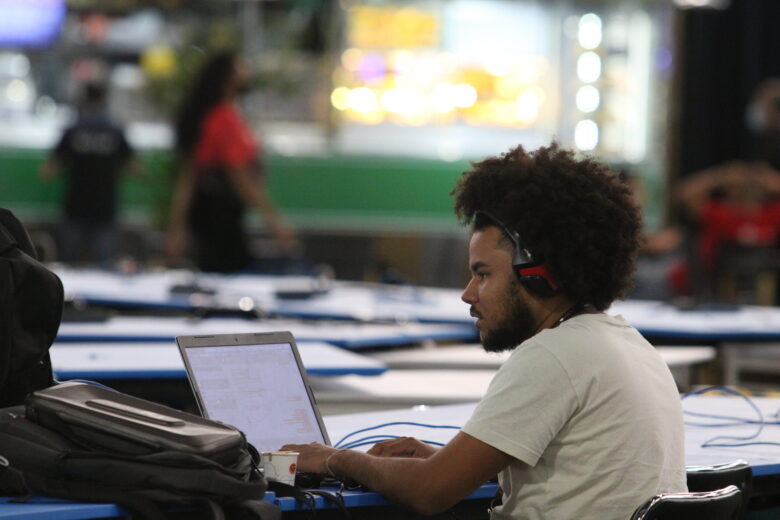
[323,395,780,476]
[50,341,386,378]
[54,268,472,323]
[367,344,716,370]
[56,317,476,349]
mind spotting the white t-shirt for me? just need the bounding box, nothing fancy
[461,312,686,520]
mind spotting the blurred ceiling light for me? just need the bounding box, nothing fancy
[577,52,601,83]
[578,13,602,49]
[515,86,545,125]
[6,79,29,103]
[389,50,415,73]
[341,48,363,71]
[452,83,478,109]
[331,87,350,110]
[576,85,600,113]
[347,87,378,113]
[381,87,425,114]
[432,83,455,113]
[574,119,599,150]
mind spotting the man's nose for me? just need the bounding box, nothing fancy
[461,278,477,304]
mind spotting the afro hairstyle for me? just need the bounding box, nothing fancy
[452,143,642,311]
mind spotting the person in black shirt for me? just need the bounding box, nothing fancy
[41,81,136,266]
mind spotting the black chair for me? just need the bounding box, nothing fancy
[687,460,752,519]
[630,485,742,520]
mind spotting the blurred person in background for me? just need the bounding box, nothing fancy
[41,81,138,266]
[165,50,297,273]
[664,79,780,303]
[675,160,780,302]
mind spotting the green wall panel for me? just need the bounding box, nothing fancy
[0,147,470,232]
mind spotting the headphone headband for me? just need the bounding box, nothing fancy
[474,211,534,265]
[474,210,559,297]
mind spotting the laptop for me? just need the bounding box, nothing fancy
[175,331,332,454]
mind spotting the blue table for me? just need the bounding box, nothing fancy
[55,269,780,343]
[55,317,477,350]
[4,393,780,518]
[50,341,387,379]
[0,497,126,519]
[55,269,473,324]
[610,300,780,343]
[0,483,499,518]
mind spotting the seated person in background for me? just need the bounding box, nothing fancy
[675,160,780,298]
[283,143,687,519]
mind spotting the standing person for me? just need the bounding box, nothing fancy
[41,81,136,266]
[282,144,687,519]
[166,51,296,273]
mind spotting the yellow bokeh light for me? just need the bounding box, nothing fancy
[515,86,545,125]
[141,46,176,78]
[452,83,478,109]
[432,82,455,114]
[348,87,378,113]
[388,50,415,74]
[351,109,385,125]
[495,75,523,99]
[380,87,425,115]
[331,87,351,111]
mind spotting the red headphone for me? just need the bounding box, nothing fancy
[475,211,560,298]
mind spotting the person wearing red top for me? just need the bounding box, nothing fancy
[676,160,780,297]
[166,51,296,272]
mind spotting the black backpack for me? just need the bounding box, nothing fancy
[0,400,280,520]
[0,208,62,407]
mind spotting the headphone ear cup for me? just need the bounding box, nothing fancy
[518,275,557,298]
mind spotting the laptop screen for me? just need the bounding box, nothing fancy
[182,340,327,453]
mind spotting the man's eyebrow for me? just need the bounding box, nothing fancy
[470,261,488,273]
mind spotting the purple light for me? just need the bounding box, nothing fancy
[358,53,386,83]
[0,0,66,49]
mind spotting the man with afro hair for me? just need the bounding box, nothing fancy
[283,144,687,519]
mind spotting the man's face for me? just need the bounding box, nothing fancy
[461,226,537,352]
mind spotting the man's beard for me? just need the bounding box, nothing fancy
[481,280,537,353]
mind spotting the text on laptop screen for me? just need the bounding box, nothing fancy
[184,342,325,452]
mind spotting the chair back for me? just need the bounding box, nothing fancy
[687,460,751,519]
[630,485,742,520]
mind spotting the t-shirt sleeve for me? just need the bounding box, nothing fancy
[461,341,580,467]
[197,106,256,169]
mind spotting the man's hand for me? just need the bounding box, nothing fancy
[367,437,439,459]
[280,442,337,474]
